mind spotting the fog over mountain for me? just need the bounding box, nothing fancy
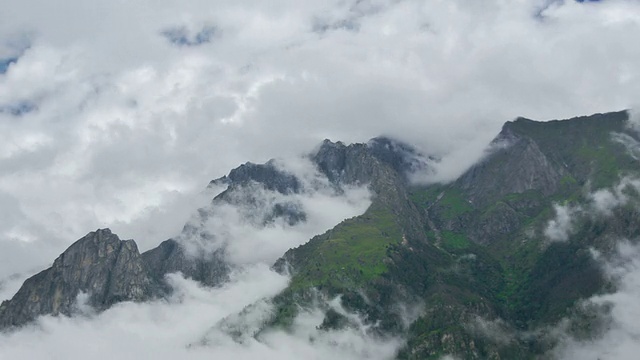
[1,0,640,359]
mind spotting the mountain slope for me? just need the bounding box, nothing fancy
[269,110,640,359]
[2,110,639,360]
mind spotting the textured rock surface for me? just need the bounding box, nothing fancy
[458,123,568,208]
[212,160,301,195]
[367,136,434,176]
[141,239,229,288]
[313,139,387,186]
[0,229,153,329]
[312,138,426,237]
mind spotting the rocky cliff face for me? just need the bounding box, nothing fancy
[0,229,154,329]
[312,138,427,239]
[141,239,229,288]
[458,124,569,208]
[313,136,430,187]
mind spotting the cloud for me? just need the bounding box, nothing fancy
[589,177,640,216]
[0,0,639,278]
[0,273,30,303]
[0,58,16,75]
[612,132,640,161]
[544,177,640,242]
[0,32,30,74]
[552,241,640,360]
[177,157,372,265]
[466,316,516,346]
[545,203,581,242]
[1,0,640,357]
[532,176,640,358]
[439,355,460,360]
[161,25,219,47]
[0,152,379,357]
[0,265,401,360]
[628,107,640,132]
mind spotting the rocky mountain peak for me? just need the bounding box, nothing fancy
[367,136,433,176]
[225,160,301,194]
[0,229,154,329]
[312,136,433,187]
[312,139,349,183]
[457,130,568,208]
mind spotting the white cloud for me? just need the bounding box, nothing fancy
[0,265,401,360]
[545,203,581,242]
[439,355,460,360]
[467,316,516,346]
[1,0,640,357]
[553,241,640,360]
[545,177,640,242]
[612,132,640,160]
[589,177,640,216]
[0,0,639,276]
[628,107,640,132]
[0,273,30,303]
[537,177,640,358]
[177,158,372,265]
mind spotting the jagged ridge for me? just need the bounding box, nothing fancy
[0,135,431,330]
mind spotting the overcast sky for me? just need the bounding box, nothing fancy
[0,0,639,282]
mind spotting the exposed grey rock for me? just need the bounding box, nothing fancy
[212,160,301,195]
[313,136,433,185]
[0,229,154,329]
[310,139,433,247]
[367,136,434,177]
[313,139,349,184]
[141,239,229,288]
[207,160,308,228]
[140,157,318,290]
[458,125,568,208]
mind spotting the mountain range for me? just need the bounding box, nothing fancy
[1,110,638,359]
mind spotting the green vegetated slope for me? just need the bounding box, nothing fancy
[287,203,403,291]
[272,110,640,359]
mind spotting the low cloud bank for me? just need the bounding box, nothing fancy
[0,265,401,360]
[544,176,640,242]
[177,157,372,265]
[0,156,384,359]
[545,204,581,242]
[553,241,640,360]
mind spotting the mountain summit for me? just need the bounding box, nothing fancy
[0,229,153,328]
